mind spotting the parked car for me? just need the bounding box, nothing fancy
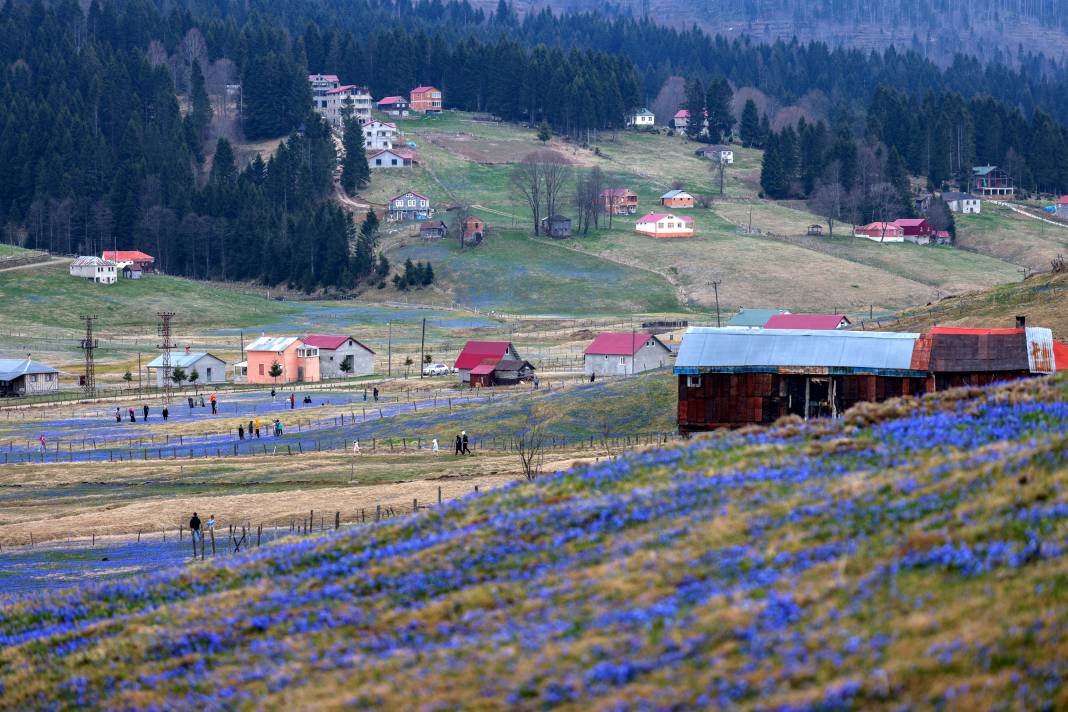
[422,363,449,376]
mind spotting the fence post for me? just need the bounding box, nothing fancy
[210,528,216,555]
[335,511,340,530]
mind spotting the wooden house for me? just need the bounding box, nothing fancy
[807,224,824,236]
[377,96,410,117]
[541,214,572,238]
[420,221,448,239]
[972,165,1014,198]
[670,109,689,130]
[70,257,117,284]
[103,250,154,272]
[387,191,432,221]
[0,358,59,397]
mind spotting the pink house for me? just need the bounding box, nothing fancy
[244,336,321,385]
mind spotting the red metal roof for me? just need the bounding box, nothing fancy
[928,327,1023,335]
[585,332,654,356]
[764,314,850,330]
[301,334,375,353]
[454,341,512,370]
[1055,341,1068,371]
[102,250,153,262]
[893,218,928,227]
[411,86,439,94]
[674,109,689,118]
[469,363,497,375]
[378,96,405,104]
[309,74,340,82]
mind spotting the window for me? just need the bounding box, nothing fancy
[258,364,265,376]
[30,375,37,383]
[619,357,626,365]
[687,375,702,388]
[391,159,398,166]
[375,159,382,166]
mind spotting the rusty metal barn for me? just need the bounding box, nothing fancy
[674,321,1062,433]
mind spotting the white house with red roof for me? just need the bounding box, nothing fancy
[377,96,410,117]
[671,109,689,130]
[584,332,673,377]
[635,212,694,238]
[763,313,852,330]
[363,120,399,151]
[368,148,413,169]
[102,250,154,274]
[301,335,375,379]
[853,222,904,242]
[453,341,532,386]
[1056,195,1068,218]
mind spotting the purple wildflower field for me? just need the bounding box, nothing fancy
[1,376,1067,709]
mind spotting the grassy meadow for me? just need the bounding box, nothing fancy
[3,375,1068,707]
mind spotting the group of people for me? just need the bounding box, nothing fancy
[238,417,284,439]
[454,430,473,455]
[115,404,169,423]
[186,394,219,414]
[188,512,215,546]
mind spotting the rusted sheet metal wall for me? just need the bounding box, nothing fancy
[1026,327,1056,374]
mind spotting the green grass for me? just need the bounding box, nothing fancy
[956,205,1068,271]
[0,262,292,335]
[387,228,681,314]
[0,244,36,258]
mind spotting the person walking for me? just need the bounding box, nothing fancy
[189,512,202,549]
[289,393,295,410]
[238,424,245,440]
[432,438,439,453]
[270,388,276,398]
[115,407,122,423]
[207,514,215,536]
[454,433,463,455]
[39,434,46,452]
[254,417,261,438]
[128,407,136,423]
[373,387,379,402]
[276,419,284,436]
[210,393,217,415]
[590,373,596,383]
[363,388,368,401]
[162,406,169,421]
[461,430,472,455]
[142,404,149,421]
[247,420,254,438]
[199,395,205,408]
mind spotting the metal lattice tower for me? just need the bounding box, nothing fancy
[80,315,98,397]
[157,312,176,404]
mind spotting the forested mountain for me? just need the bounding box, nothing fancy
[4,0,1068,292]
[515,0,1068,67]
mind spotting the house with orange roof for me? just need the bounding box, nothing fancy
[410,86,442,114]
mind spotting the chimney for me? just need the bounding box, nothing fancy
[1016,315,1026,329]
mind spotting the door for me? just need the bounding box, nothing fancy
[206,367,213,381]
[617,356,627,375]
[297,366,305,383]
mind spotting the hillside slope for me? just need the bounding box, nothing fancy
[3,376,1068,708]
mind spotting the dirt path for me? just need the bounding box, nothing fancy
[0,256,70,273]
[990,200,1068,230]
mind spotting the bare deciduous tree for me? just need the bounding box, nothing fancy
[511,155,544,235]
[515,406,548,481]
[512,150,569,236]
[809,162,844,237]
[573,166,605,235]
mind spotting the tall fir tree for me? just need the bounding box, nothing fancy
[340,117,369,194]
[683,78,705,142]
[739,99,761,148]
[705,77,734,144]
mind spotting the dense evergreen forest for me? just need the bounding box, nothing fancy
[4,0,1068,291]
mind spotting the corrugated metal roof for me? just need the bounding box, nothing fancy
[725,309,789,327]
[245,336,299,353]
[146,352,223,369]
[585,332,658,356]
[674,327,921,374]
[71,256,116,267]
[0,358,58,381]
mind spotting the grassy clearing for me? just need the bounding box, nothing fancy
[0,262,289,336]
[387,228,681,314]
[955,205,1068,271]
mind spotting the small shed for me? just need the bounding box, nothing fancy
[462,215,485,244]
[807,224,824,236]
[541,214,572,238]
[0,358,59,396]
[420,221,448,240]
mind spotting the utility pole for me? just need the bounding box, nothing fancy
[79,315,98,397]
[387,321,392,377]
[157,312,175,405]
[707,280,722,327]
[137,352,142,394]
[419,318,426,379]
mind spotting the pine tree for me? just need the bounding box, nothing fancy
[705,77,734,144]
[340,117,369,194]
[739,100,761,148]
[760,134,788,199]
[683,78,705,142]
[189,61,213,144]
[210,139,237,186]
